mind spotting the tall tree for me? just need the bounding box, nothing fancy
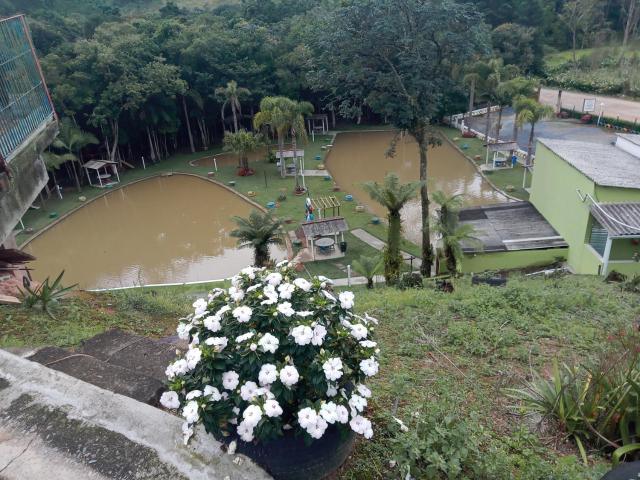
[283,99,313,194]
[51,118,99,192]
[231,210,284,268]
[620,0,640,63]
[254,96,291,178]
[215,80,251,133]
[363,174,419,285]
[514,96,554,166]
[310,0,488,276]
[222,129,263,175]
[560,0,604,65]
[495,77,538,141]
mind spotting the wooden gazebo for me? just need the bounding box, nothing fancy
[83,160,120,188]
[310,196,341,219]
[295,216,349,260]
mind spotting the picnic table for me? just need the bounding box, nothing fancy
[315,237,335,254]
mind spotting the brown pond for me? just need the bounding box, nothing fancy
[325,131,507,244]
[23,175,286,289]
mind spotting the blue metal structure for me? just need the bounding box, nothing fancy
[0,15,56,161]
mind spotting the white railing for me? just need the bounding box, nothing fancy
[449,105,501,122]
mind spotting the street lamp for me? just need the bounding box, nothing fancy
[597,102,605,126]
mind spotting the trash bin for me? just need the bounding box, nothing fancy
[339,241,347,253]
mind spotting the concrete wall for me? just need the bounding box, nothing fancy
[0,119,57,245]
[616,136,640,158]
[460,247,567,273]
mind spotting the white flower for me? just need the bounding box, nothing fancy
[258,364,278,386]
[311,325,327,346]
[350,323,368,340]
[205,336,228,351]
[216,305,232,317]
[350,415,373,438]
[237,420,254,442]
[277,283,295,299]
[203,385,222,401]
[227,440,237,455]
[291,325,313,345]
[240,381,260,401]
[317,275,333,287]
[277,302,295,317]
[208,288,224,301]
[265,272,283,286]
[258,333,279,353]
[279,365,300,387]
[229,286,245,302]
[246,283,262,293]
[339,291,355,309]
[319,402,338,424]
[232,305,253,323]
[264,399,283,418]
[182,400,200,423]
[326,383,338,397]
[231,275,242,288]
[182,421,194,445]
[276,260,289,268]
[293,277,312,292]
[165,358,188,379]
[185,347,202,371]
[261,284,279,305]
[235,332,255,343]
[186,389,203,400]
[359,340,377,348]
[360,357,379,377]
[242,404,263,428]
[364,313,379,325]
[222,371,240,390]
[393,417,409,432]
[297,310,314,318]
[193,298,208,316]
[357,384,372,398]
[203,315,221,332]
[176,322,191,340]
[298,407,318,429]
[322,357,343,381]
[307,416,328,439]
[241,266,257,279]
[190,332,200,345]
[322,290,337,302]
[250,343,257,351]
[349,394,367,413]
[335,405,349,424]
[160,391,180,409]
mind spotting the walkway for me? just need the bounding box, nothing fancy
[351,228,422,269]
[540,87,640,124]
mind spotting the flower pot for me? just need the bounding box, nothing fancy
[232,425,355,480]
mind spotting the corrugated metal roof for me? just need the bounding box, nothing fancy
[538,137,640,189]
[295,217,349,239]
[589,202,640,237]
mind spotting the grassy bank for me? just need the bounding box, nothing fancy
[1,273,634,478]
[438,126,530,200]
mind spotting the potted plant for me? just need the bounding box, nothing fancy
[160,262,380,480]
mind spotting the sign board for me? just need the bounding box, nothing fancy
[582,98,597,112]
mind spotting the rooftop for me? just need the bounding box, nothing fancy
[617,133,640,147]
[590,202,640,237]
[538,137,640,189]
[295,216,349,240]
[458,202,568,253]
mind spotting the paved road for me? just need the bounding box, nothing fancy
[466,107,615,154]
[540,87,640,124]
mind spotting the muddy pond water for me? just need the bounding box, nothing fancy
[23,175,286,289]
[325,131,506,244]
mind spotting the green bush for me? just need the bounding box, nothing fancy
[397,272,423,290]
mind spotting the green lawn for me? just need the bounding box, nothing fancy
[545,41,640,69]
[1,273,632,479]
[438,126,531,200]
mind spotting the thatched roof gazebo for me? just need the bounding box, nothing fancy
[295,217,349,260]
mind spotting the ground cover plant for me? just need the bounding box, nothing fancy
[2,273,637,478]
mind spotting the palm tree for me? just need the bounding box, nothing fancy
[52,118,99,192]
[363,173,419,284]
[223,129,263,175]
[496,77,538,142]
[283,99,313,193]
[514,97,554,166]
[254,96,290,178]
[41,151,73,194]
[230,210,284,267]
[215,80,250,133]
[463,60,492,132]
[432,191,480,274]
[353,254,383,289]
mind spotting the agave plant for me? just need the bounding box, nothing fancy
[20,271,77,318]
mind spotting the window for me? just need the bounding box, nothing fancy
[588,217,608,257]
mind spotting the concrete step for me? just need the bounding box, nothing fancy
[76,329,179,381]
[28,346,165,405]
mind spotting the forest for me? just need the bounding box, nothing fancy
[1,0,638,171]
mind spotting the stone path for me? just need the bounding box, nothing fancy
[540,87,640,124]
[0,341,270,480]
[351,228,422,269]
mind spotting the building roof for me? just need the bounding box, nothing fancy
[538,137,640,189]
[616,133,640,147]
[486,141,518,152]
[458,202,568,253]
[590,202,640,237]
[296,217,349,240]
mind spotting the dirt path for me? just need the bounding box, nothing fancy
[540,87,640,124]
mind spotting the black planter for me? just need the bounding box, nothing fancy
[339,241,347,253]
[232,425,355,480]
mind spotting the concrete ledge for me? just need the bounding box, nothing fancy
[0,349,271,480]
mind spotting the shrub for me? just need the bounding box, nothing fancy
[159,262,380,446]
[397,272,423,290]
[20,271,76,319]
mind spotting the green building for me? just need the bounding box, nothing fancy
[529,135,640,277]
[455,133,640,277]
